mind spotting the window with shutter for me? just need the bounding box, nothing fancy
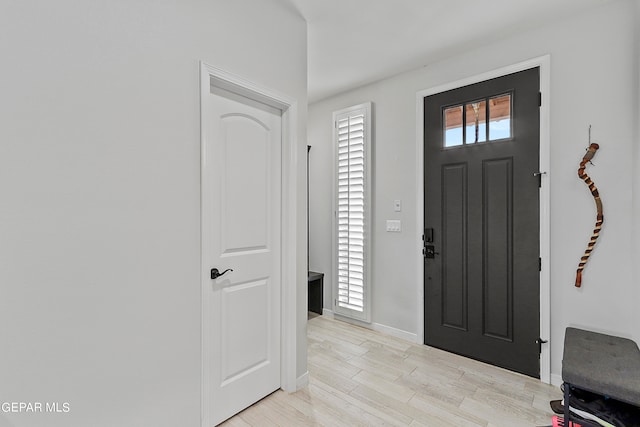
[333,103,371,322]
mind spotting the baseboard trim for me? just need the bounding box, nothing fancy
[295,371,309,390]
[371,322,418,343]
[320,309,417,343]
[550,373,562,387]
[322,308,334,318]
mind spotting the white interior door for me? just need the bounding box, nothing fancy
[202,86,282,426]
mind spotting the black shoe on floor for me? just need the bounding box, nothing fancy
[550,399,564,414]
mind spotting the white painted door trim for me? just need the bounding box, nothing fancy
[200,62,299,427]
[415,55,551,384]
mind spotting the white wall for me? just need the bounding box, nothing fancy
[309,0,639,380]
[0,1,307,426]
[633,0,640,345]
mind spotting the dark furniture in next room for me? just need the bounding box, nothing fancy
[308,271,324,315]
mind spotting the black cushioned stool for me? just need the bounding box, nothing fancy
[562,327,640,425]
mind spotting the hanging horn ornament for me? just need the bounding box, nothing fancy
[575,142,603,287]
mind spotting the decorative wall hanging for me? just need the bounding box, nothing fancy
[575,128,603,288]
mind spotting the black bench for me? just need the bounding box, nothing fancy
[562,327,640,425]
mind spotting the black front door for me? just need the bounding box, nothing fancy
[424,68,540,378]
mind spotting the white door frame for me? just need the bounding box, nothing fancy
[200,61,299,426]
[415,55,551,383]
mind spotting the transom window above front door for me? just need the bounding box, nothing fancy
[443,93,512,147]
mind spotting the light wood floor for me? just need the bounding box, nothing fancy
[221,315,561,426]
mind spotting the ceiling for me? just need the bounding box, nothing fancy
[284,0,614,103]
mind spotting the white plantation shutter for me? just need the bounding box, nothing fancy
[334,103,371,322]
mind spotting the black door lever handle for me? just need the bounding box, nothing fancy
[424,245,440,259]
[211,268,233,280]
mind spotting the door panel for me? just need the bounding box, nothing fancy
[221,115,270,253]
[483,157,513,341]
[442,162,467,330]
[424,68,540,378]
[221,279,270,383]
[203,86,281,425]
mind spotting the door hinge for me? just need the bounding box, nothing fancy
[538,92,542,107]
[535,337,548,354]
[539,257,542,271]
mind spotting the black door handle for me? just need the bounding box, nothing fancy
[211,268,233,280]
[424,244,440,259]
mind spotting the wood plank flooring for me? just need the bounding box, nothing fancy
[221,315,560,426]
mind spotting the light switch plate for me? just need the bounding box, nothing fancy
[386,220,401,232]
[394,200,402,212]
